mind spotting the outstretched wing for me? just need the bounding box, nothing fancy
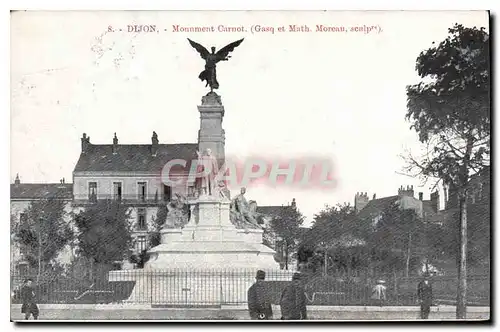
[187,38,210,60]
[215,38,244,60]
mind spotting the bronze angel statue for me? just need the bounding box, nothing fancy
[188,38,244,92]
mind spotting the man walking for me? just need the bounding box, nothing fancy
[417,274,433,319]
[280,272,307,320]
[20,278,39,320]
[247,270,273,320]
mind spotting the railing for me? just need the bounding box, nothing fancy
[73,194,172,206]
[10,270,490,307]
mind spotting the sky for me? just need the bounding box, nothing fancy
[10,10,489,225]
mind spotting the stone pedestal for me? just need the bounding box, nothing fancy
[109,195,290,305]
[144,196,277,269]
[198,92,225,165]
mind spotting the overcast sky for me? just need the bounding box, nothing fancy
[10,11,488,225]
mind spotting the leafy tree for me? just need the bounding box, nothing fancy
[149,202,168,248]
[300,203,365,274]
[371,202,424,276]
[14,198,73,281]
[74,200,132,270]
[268,205,305,270]
[404,24,490,318]
[427,202,490,266]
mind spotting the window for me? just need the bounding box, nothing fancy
[163,184,172,201]
[137,208,147,230]
[136,236,147,252]
[113,182,122,201]
[138,182,147,201]
[88,182,97,201]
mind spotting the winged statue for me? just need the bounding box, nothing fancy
[187,38,244,92]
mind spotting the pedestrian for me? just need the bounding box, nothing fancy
[371,279,387,306]
[280,272,307,320]
[417,274,433,319]
[247,270,273,320]
[20,278,39,320]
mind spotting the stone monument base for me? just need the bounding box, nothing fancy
[109,196,292,305]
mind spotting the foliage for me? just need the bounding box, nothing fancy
[405,23,490,191]
[14,198,73,274]
[370,202,424,274]
[299,203,365,272]
[427,203,490,265]
[74,200,132,265]
[267,205,305,267]
[149,202,168,248]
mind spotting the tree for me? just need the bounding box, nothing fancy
[73,200,132,273]
[405,24,490,318]
[130,202,168,268]
[371,202,424,277]
[268,205,305,270]
[14,198,73,282]
[300,203,363,274]
[149,202,168,248]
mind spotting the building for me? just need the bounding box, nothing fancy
[355,185,441,226]
[73,132,199,252]
[10,175,75,273]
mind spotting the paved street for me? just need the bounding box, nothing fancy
[11,306,490,321]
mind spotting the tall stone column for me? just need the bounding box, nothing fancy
[198,92,226,165]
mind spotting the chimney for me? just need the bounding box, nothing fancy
[14,173,20,185]
[151,131,159,156]
[291,198,296,209]
[81,133,90,153]
[418,192,423,201]
[372,193,376,200]
[398,185,414,197]
[354,192,369,213]
[63,177,65,184]
[112,133,118,154]
[430,191,440,212]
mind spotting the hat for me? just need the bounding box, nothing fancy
[256,270,266,280]
[377,280,385,284]
[292,273,301,281]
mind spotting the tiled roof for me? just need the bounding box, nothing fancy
[357,195,440,221]
[73,143,198,173]
[11,183,73,200]
[356,195,399,220]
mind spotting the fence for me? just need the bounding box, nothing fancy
[11,270,490,307]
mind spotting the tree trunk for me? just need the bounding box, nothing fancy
[456,134,473,319]
[284,241,289,270]
[324,250,328,276]
[37,222,42,284]
[406,230,412,278]
[456,196,468,319]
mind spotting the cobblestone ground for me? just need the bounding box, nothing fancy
[11,308,490,321]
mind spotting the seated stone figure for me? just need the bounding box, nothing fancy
[230,187,262,231]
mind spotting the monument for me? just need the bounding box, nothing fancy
[108,39,293,305]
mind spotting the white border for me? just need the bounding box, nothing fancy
[3,1,498,332]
